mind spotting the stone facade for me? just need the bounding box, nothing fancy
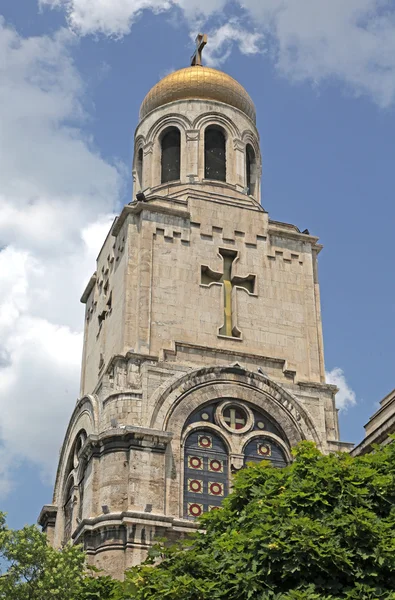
[39,63,351,578]
[351,388,395,456]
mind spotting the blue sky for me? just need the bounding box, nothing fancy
[0,0,394,530]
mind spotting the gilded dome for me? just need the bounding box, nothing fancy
[140,66,256,123]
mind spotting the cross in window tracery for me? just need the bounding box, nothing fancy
[223,407,246,430]
[191,33,208,66]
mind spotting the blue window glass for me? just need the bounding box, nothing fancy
[184,430,228,518]
[243,437,287,468]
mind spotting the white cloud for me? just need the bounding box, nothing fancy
[326,367,357,412]
[40,0,395,106]
[203,20,264,67]
[241,0,395,107]
[0,19,122,495]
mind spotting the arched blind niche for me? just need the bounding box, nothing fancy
[205,126,226,182]
[161,127,181,183]
[246,144,256,196]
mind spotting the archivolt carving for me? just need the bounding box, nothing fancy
[193,112,241,139]
[241,129,261,163]
[53,395,98,504]
[149,366,322,450]
[146,113,192,143]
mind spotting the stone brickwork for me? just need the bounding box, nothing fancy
[39,64,351,577]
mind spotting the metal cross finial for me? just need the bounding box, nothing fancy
[191,33,207,66]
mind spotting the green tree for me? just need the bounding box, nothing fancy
[114,441,395,600]
[0,515,115,600]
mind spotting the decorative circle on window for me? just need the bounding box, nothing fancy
[216,400,253,434]
[188,479,203,493]
[209,482,224,496]
[188,503,203,517]
[209,459,223,473]
[188,456,203,470]
[201,412,210,421]
[258,443,272,457]
[198,434,213,449]
[257,421,265,430]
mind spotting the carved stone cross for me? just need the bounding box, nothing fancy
[201,249,256,338]
[191,33,208,66]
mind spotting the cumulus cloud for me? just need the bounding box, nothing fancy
[40,0,395,106]
[0,19,122,495]
[243,0,395,107]
[203,20,264,67]
[326,367,357,411]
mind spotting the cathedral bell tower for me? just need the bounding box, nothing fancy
[39,35,347,578]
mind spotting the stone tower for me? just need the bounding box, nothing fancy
[39,38,348,578]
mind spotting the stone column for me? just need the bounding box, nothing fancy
[142,141,154,193]
[233,138,246,192]
[185,129,200,183]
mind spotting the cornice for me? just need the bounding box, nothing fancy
[112,199,190,237]
[79,427,173,464]
[80,273,97,304]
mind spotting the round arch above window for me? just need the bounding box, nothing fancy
[246,143,257,196]
[161,126,181,183]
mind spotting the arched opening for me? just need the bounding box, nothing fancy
[184,429,228,518]
[161,127,181,183]
[137,147,143,190]
[205,126,226,182]
[243,437,287,468]
[246,144,256,196]
[63,479,74,543]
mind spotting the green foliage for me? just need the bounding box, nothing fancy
[0,516,114,600]
[114,441,395,600]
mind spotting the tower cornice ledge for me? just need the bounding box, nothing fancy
[81,427,173,461]
[112,198,190,237]
[268,221,321,247]
[38,505,58,529]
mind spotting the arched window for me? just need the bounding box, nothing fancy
[137,148,143,190]
[63,479,74,543]
[183,401,289,518]
[205,126,226,182]
[184,430,228,518]
[161,127,180,183]
[246,144,256,196]
[244,437,287,468]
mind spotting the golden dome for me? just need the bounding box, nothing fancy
[140,66,256,123]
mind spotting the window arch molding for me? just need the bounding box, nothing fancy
[241,431,292,464]
[148,117,189,188]
[194,114,239,186]
[152,371,320,449]
[193,112,240,139]
[181,422,233,454]
[242,131,261,198]
[133,136,145,193]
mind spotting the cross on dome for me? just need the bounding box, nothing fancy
[191,33,207,66]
